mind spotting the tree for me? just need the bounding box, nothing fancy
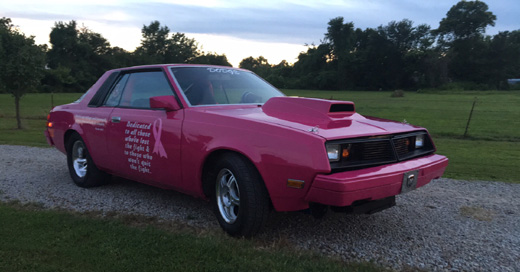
[324,17,355,61]
[106,46,135,68]
[78,26,110,55]
[292,44,336,89]
[191,52,232,66]
[323,17,356,89]
[434,1,497,84]
[380,20,433,52]
[165,32,199,63]
[376,20,437,89]
[484,31,520,88]
[350,27,396,90]
[0,17,46,129]
[77,26,114,85]
[47,21,81,70]
[435,0,496,43]
[239,56,272,78]
[137,21,170,59]
[135,21,200,64]
[267,60,294,88]
[46,21,115,92]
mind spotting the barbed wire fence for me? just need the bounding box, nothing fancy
[348,97,520,141]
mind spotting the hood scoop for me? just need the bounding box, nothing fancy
[262,96,356,127]
[330,103,355,113]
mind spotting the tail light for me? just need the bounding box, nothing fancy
[46,114,53,128]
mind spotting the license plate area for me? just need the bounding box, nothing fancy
[401,169,419,194]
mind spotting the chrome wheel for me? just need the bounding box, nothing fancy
[72,141,87,178]
[67,133,109,188]
[216,168,240,224]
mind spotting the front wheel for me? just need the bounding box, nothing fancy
[212,153,270,237]
[66,133,109,188]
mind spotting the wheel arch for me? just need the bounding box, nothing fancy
[63,123,87,151]
[64,129,79,150]
[201,149,271,207]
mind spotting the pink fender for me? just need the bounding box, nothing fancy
[179,107,330,211]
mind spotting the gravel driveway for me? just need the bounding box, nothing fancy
[1,145,518,272]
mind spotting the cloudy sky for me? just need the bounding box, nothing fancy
[2,0,519,66]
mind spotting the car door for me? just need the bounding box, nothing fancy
[104,69,184,188]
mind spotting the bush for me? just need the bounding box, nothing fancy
[391,89,405,97]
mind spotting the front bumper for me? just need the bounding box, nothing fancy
[305,154,448,207]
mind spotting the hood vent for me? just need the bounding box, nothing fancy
[262,97,356,127]
[330,103,355,113]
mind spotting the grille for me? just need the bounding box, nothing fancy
[361,141,394,160]
[328,132,434,172]
[393,137,411,157]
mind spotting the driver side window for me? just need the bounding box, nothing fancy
[104,70,175,109]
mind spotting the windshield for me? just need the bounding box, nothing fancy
[170,67,284,106]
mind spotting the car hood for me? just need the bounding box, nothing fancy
[199,97,424,140]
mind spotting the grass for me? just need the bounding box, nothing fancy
[434,138,519,182]
[0,202,382,272]
[0,90,518,271]
[0,93,82,146]
[284,89,520,141]
[1,90,519,182]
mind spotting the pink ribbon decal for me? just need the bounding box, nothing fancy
[152,118,167,158]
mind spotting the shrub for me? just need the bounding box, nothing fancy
[391,89,405,97]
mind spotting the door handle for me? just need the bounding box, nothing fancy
[111,116,121,123]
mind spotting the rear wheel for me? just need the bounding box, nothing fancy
[67,133,109,188]
[211,153,270,237]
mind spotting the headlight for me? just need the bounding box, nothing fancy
[326,144,340,162]
[415,134,424,149]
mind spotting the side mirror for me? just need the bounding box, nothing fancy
[150,96,181,111]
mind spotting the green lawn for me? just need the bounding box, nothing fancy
[0,91,518,271]
[0,93,82,118]
[284,89,520,141]
[435,138,519,182]
[1,90,519,182]
[0,203,381,272]
[0,93,82,146]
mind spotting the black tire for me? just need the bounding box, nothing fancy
[211,153,270,237]
[66,133,109,188]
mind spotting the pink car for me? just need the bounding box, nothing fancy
[45,64,448,237]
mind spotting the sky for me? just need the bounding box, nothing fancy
[2,0,519,67]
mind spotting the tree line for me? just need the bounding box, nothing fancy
[242,1,520,91]
[1,19,232,95]
[2,0,520,101]
[0,18,232,128]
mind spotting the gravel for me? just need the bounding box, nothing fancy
[1,145,519,271]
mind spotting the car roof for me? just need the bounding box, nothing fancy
[109,64,248,73]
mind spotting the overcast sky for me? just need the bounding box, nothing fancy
[2,0,519,67]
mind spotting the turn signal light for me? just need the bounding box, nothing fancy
[342,148,350,158]
[287,179,305,189]
[47,122,53,128]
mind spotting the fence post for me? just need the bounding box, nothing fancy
[463,97,477,138]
